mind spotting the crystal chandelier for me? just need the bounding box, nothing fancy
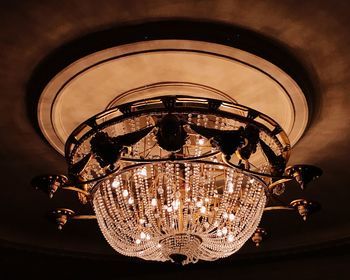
[32,95,322,265]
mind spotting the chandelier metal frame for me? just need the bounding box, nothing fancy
[32,95,322,265]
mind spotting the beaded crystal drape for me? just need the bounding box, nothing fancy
[93,162,266,264]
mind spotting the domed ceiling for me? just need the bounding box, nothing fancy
[0,0,349,278]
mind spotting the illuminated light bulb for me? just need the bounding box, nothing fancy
[229,213,235,221]
[222,227,228,235]
[157,243,162,248]
[217,230,223,237]
[128,197,134,204]
[135,239,141,245]
[200,206,206,214]
[151,198,157,207]
[157,187,164,195]
[204,197,210,202]
[196,200,203,207]
[138,167,147,177]
[249,178,255,184]
[227,182,234,193]
[146,234,151,240]
[122,189,129,197]
[172,199,180,210]
[140,232,146,239]
[139,218,145,224]
[223,212,228,219]
[227,234,234,242]
[112,180,120,188]
[167,206,173,212]
[171,199,180,207]
[219,165,224,170]
[198,138,205,145]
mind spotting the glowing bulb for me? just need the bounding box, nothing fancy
[217,230,223,237]
[146,234,151,240]
[112,180,120,188]
[151,198,157,207]
[140,232,146,239]
[227,234,234,242]
[200,206,206,214]
[249,178,255,184]
[157,187,164,195]
[135,239,141,244]
[139,218,145,224]
[122,189,129,197]
[138,167,147,177]
[229,213,235,221]
[223,212,228,219]
[196,200,203,207]
[222,227,228,235]
[172,199,180,210]
[128,197,134,204]
[227,182,234,193]
[198,138,205,145]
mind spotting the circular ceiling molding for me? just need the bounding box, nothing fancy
[37,39,308,155]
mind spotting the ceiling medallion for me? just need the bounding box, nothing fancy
[32,95,322,265]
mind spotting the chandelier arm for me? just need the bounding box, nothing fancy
[71,215,96,220]
[61,186,90,196]
[263,206,295,212]
[267,178,293,191]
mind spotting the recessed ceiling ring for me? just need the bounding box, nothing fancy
[37,39,308,154]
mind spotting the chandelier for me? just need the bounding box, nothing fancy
[32,95,322,265]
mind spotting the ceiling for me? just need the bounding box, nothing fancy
[0,0,349,278]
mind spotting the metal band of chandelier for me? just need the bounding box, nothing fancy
[32,95,322,265]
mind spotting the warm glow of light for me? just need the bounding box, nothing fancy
[112,179,120,188]
[198,138,205,145]
[122,189,128,197]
